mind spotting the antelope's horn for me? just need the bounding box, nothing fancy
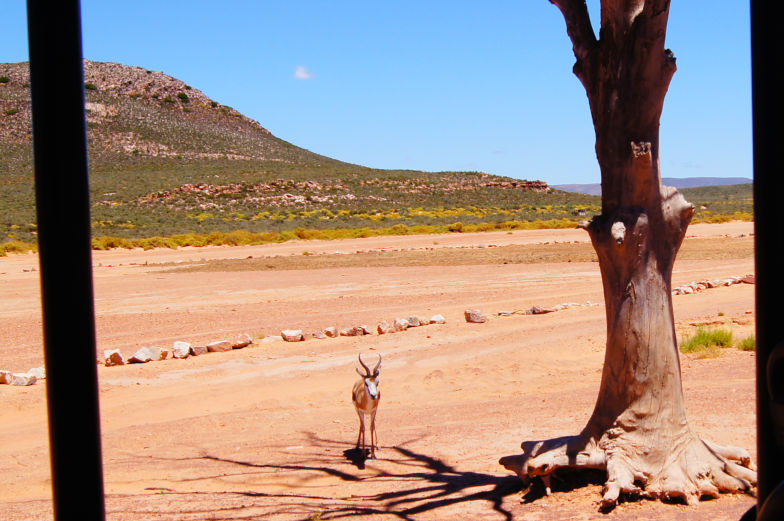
[358,353,371,376]
[372,353,382,376]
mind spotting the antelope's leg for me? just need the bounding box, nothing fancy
[369,410,377,459]
[355,409,365,451]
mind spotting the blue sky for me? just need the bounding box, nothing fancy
[3,1,751,185]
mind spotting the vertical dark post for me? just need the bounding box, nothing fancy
[26,2,105,520]
[752,0,784,518]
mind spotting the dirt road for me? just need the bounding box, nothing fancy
[0,222,756,520]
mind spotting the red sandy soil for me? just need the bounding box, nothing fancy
[0,222,756,520]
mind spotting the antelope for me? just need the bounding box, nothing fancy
[352,353,381,458]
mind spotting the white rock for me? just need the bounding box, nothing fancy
[312,331,327,339]
[104,349,126,366]
[129,347,154,363]
[172,341,191,359]
[233,333,253,349]
[281,329,304,342]
[359,325,373,335]
[377,320,392,335]
[147,347,169,361]
[0,370,12,384]
[407,316,421,327]
[324,326,338,338]
[526,306,556,315]
[260,335,282,343]
[393,318,410,332]
[341,326,368,336]
[464,309,486,323]
[11,373,37,386]
[429,314,447,324]
[27,367,46,380]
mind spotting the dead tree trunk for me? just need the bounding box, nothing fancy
[500,0,756,507]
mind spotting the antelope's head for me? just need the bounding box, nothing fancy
[357,353,381,400]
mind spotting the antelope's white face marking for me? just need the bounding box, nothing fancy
[364,377,379,400]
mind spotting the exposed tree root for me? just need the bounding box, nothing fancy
[500,430,756,509]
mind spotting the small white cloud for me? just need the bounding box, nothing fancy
[294,66,313,80]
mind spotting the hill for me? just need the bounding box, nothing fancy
[1,60,600,247]
[1,60,346,166]
[555,177,753,196]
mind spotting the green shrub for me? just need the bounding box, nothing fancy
[84,82,97,90]
[4,108,19,116]
[0,75,10,83]
[680,327,734,357]
[737,335,756,352]
[163,96,175,103]
[177,92,190,103]
[137,236,178,250]
[92,236,133,250]
[390,223,409,234]
[0,241,37,256]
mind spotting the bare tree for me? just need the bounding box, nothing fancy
[500,0,757,508]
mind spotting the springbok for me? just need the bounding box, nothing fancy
[352,352,381,458]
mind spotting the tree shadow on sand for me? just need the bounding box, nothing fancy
[128,433,525,520]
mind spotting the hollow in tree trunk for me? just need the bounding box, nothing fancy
[500,0,756,508]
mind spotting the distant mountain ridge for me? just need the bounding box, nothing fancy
[555,177,752,196]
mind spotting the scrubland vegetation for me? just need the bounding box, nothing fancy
[0,60,753,254]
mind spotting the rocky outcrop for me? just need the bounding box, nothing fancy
[189,345,209,356]
[206,340,232,353]
[483,180,551,192]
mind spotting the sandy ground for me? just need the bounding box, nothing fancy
[0,222,757,520]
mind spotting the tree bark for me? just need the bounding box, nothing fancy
[500,0,756,508]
